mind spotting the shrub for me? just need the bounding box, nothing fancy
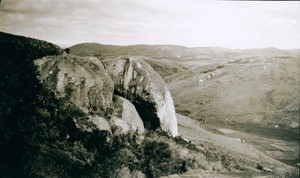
[141,136,187,178]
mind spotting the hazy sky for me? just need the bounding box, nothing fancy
[0,0,300,49]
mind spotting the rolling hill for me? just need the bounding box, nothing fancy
[2,31,299,177]
[70,43,300,168]
[69,43,299,128]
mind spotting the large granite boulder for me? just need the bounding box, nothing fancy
[107,57,178,137]
[110,96,144,136]
[34,54,114,117]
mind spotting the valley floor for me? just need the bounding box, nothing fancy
[171,113,299,178]
[204,122,299,167]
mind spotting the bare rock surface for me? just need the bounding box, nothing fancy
[107,57,178,136]
[113,167,146,178]
[34,54,114,117]
[111,95,144,135]
[88,116,111,132]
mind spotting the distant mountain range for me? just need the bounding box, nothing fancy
[69,42,300,60]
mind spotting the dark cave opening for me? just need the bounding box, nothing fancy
[133,98,160,130]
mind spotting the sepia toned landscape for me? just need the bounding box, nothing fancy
[0,0,299,178]
[0,31,299,178]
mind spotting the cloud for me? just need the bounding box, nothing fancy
[0,0,299,48]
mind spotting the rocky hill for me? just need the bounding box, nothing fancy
[0,32,298,177]
[34,54,178,137]
[70,42,300,173]
[70,42,299,131]
[107,57,178,136]
[0,32,182,177]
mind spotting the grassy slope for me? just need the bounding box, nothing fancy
[176,113,297,177]
[70,43,299,128]
[69,43,300,172]
[156,48,300,169]
[169,55,300,126]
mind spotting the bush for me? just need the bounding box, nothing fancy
[141,136,187,178]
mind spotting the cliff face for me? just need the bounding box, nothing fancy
[107,57,178,137]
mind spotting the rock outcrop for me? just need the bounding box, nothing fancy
[88,116,111,132]
[113,167,146,178]
[35,54,178,137]
[73,115,111,133]
[34,54,114,117]
[107,57,178,137]
[111,96,144,136]
[0,32,182,177]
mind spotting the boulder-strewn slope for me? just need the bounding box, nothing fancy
[107,57,178,137]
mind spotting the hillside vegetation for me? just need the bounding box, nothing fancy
[70,43,300,170]
[0,32,298,177]
[70,43,300,129]
[0,32,188,177]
